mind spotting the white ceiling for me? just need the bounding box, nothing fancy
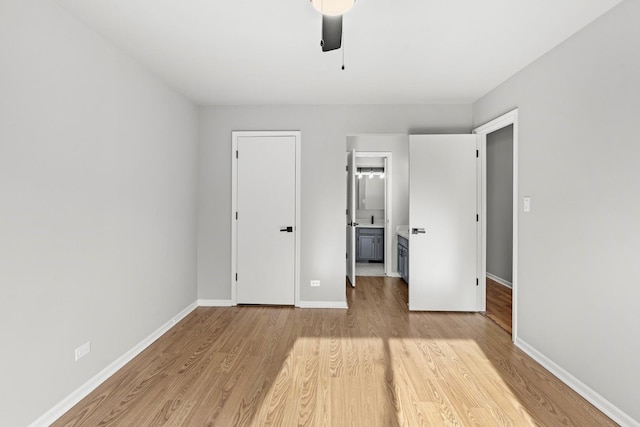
[55,0,622,106]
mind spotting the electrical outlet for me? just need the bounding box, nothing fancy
[75,341,91,361]
[310,280,320,287]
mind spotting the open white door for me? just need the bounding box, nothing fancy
[346,149,356,287]
[409,135,479,311]
[234,133,297,305]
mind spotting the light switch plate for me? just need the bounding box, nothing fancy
[523,197,531,212]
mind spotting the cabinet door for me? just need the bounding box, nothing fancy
[375,235,384,261]
[372,235,380,260]
[358,235,376,261]
[403,248,409,283]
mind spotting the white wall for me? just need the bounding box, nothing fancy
[0,2,198,425]
[474,0,639,423]
[198,106,472,303]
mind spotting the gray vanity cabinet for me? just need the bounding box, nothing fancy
[397,235,409,283]
[356,227,384,262]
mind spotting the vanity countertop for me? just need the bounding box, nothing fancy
[397,225,410,240]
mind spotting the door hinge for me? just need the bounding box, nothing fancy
[236,211,238,220]
[346,252,348,259]
[346,165,349,172]
[476,214,479,222]
[476,278,479,286]
[236,150,238,159]
[235,273,238,281]
[476,149,479,158]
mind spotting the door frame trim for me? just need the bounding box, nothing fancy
[231,131,302,306]
[473,108,519,342]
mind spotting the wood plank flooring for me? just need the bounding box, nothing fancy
[53,277,615,426]
[484,277,513,334]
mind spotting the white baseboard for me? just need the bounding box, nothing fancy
[387,272,401,278]
[515,338,639,427]
[297,300,348,309]
[486,272,512,289]
[197,299,234,307]
[29,302,198,427]
[198,299,347,309]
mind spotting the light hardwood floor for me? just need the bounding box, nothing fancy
[484,277,513,334]
[54,277,615,426]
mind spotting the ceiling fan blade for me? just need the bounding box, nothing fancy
[321,15,342,52]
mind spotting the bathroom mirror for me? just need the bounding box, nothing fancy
[357,173,385,210]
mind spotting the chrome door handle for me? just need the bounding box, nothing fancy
[412,228,426,234]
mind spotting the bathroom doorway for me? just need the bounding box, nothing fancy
[346,150,393,285]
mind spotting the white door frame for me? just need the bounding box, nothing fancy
[231,131,302,306]
[473,109,519,341]
[353,151,393,277]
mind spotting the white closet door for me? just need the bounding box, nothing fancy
[236,135,296,305]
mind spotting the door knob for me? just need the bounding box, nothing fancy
[280,226,294,232]
[411,228,426,234]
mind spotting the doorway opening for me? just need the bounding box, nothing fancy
[355,156,387,277]
[474,109,519,340]
[484,124,513,334]
[346,150,393,287]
